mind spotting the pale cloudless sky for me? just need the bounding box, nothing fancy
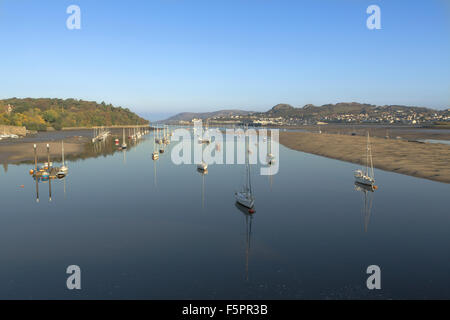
[0,0,449,116]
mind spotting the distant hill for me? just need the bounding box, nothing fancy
[161,109,254,123]
[0,98,148,131]
[161,102,447,125]
[260,102,438,118]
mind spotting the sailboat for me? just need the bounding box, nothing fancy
[197,140,208,171]
[354,132,376,188]
[162,125,170,144]
[59,140,68,174]
[197,161,208,171]
[155,127,161,144]
[235,135,255,209]
[152,131,159,160]
[267,134,275,165]
[121,128,127,150]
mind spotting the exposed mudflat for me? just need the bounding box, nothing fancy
[280,131,450,184]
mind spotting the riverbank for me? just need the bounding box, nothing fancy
[0,128,150,164]
[0,136,90,164]
[280,132,450,183]
[297,124,450,141]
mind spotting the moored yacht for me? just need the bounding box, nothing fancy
[354,132,376,188]
[197,161,208,171]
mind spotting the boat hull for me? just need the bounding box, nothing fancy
[235,192,254,209]
[354,171,375,186]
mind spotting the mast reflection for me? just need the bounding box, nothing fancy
[354,182,375,232]
[197,168,208,208]
[235,203,254,281]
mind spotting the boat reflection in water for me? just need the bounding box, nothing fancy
[197,168,208,208]
[235,202,254,281]
[33,174,67,203]
[28,129,151,202]
[354,182,375,232]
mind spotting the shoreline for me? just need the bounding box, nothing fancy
[280,132,450,184]
[0,129,149,165]
[2,127,450,183]
[0,136,90,164]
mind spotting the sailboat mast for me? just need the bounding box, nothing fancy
[62,140,65,166]
[368,133,374,179]
[248,161,252,195]
[246,131,252,195]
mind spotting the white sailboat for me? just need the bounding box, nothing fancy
[197,161,208,171]
[354,132,375,187]
[197,139,208,171]
[235,164,254,209]
[265,131,275,165]
[152,130,159,160]
[155,127,161,144]
[235,136,255,209]
[121,128,127,150]
[58,140,68,174]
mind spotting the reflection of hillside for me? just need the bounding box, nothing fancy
[68,136,146,163]
[14,136,146,165]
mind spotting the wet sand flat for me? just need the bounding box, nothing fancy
[0,136,89,164]
[280,132,450,183]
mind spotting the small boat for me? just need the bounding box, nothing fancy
[43,162,53,169]
[267,153,276,165]
[152,134,159,160]
[354,132,375,187]
[121,128,127,150]
[60,141,68,173]
[235,165,254,209]
[198,137,211,144]
[197,167,208,175]
[197,161,208,171]
[56,171,66,179]
[155,127,162,144]
[41,171,50,180]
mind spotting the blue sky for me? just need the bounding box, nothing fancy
[0,0,448,117]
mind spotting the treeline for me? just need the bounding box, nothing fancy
[0,98,148,131]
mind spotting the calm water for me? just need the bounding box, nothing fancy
[420,139,450,145]
[0,132,449,299]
